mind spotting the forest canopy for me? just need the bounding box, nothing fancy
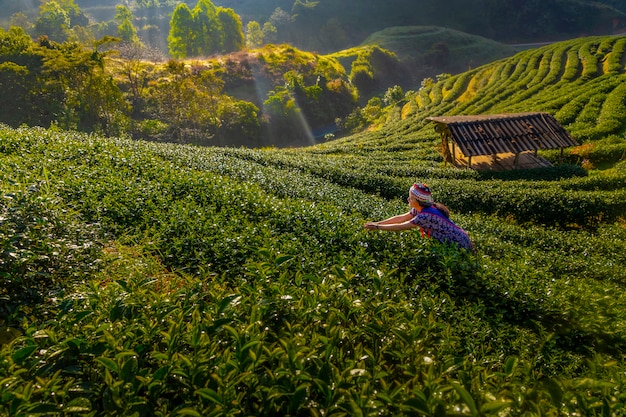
[2,0,625,54]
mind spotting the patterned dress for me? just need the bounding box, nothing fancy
[410,206,474,251]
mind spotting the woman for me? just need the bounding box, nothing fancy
[363,183,474,252]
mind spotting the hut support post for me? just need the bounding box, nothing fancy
[452,142,456,164]
[441,130,455,167]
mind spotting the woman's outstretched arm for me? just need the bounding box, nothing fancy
[363,212,416,231]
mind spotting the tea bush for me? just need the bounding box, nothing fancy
[2,35,626,415]
[1,125,625,415]
[0,158,103,324]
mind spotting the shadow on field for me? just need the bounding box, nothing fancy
[398,249,626,358]
[448,275,626,357]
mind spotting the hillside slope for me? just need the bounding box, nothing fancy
[321,35,626,155]
[360,26,519,83]
[1,35,626,416]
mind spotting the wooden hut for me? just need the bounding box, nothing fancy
[426,112,578,170]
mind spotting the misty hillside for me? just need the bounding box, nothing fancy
[359,26,520,84]
[3,0,625,54]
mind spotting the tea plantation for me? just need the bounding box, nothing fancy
[1,35,626,416]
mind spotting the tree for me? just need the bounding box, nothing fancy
[349,57,375,101]
[383,85,404,106]
[267,7,293,43]
[9,14,33,34]
[33,0,88,42]
[0,27,40,126]
[115,5,140,45]
[57,0,88,28]
[262,22,278,45]
[35,1,71,42]
[115,42,156,119]
[245,21,264,49]
[217,7,244,53]
[192,0,221,56]
[39,37,127,135]
[268,8,292,32]
[290,0,318,47]
[150,60,226,143]
[216,99,260,145]
[168,0,242,58]
[168,3,195,59]
[263,87,305,145]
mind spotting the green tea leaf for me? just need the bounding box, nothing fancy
[96,357,119,373]
[218,295,241,315]
[275,255,294,266]
[480,400,512,414]
[153,365,170,381]
[11,345,37,363]
[64,397,92,413]
[402,391,429,414]
[174,408,203,416]
[504,356,518,376]
[452,382,478,416]
[542,377,564,406]
[196,388,223,405]
[121,356,138,382]
[0,326,22,346]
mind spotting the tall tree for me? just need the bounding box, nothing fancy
[0,27,42,126]
[115,5,140,45]
[268,7,293,43]
[217,7,244,53]
[35,1,71,42]
[57,0,88,28]
[33,0,88,43]
[168,3,195,59]
[151,60,225,143]
[262,22,278,44]
[192,0,221,56]
[245,21,264,49]
[115,42,155,119]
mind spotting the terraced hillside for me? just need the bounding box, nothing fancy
[1,36,625,415]
[322,35,626,153]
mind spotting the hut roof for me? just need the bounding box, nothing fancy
[426,112,578,157]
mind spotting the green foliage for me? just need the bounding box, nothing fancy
[168,0,243,59]
[245,21,264,49]
[191,0,220,56]
[2,32,626,152]
[1,125,626,415]
[114,5,140,45]
[217,7,244,53]
[35,1,71,42]
[383,85,404,105]
[31,0,89,42]
[345,46,406,102]
[168,3,194,59]
[0,128,626,415]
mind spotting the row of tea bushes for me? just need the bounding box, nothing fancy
[2,125,626,415]
[324,36,626,166]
